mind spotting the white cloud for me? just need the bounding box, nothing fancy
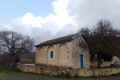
[2,0,77,44]
[21,13,45,27]
[68,0,120,28]
[1,0,120,44]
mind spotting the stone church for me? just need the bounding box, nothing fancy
[35,34,90,69]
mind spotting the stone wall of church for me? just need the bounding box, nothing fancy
[71,36,90,69]
[35,42,73,68]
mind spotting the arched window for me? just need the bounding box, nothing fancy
[50,51,54,58]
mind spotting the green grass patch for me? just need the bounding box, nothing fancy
[0,66,20,73]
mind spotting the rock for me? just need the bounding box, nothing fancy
[112,59,120,68]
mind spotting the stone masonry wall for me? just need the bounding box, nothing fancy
[17,64,120,77]
[71,36,90,69]
[91,61,112,68]
[35,42,73,68]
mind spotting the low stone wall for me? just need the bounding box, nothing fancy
[91,61,112,68]
[17,64,120,77]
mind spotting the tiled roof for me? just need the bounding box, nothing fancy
[35,34,76,48]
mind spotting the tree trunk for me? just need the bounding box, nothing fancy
[9,55,18,69]
[97,53,102,68]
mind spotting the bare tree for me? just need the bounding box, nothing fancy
[78,20,120,68]
[0,31,34,68]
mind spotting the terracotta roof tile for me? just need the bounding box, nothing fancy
[42,34,75,44]
[35,34,76,48]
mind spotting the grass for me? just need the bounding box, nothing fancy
[0,67,120,80]
[0,66,19,73]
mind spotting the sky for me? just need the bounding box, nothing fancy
[0,0,120,44]
[0,0,53,23]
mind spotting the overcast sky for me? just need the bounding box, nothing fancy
[0,0,120,44]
